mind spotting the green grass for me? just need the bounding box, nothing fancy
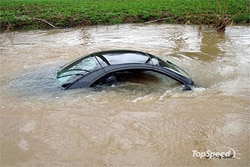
[0,0,249,31]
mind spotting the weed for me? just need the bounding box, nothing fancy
[0,0,249,32]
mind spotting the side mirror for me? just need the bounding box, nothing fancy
[105,75,117,87]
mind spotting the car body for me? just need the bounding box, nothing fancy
[57,50,195,90]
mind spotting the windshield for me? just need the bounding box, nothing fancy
[57,56,102,86]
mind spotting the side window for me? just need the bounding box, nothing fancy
[147,58,159,65]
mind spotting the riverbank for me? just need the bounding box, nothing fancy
[0,0,249,32]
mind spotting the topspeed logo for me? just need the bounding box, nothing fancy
[192,147,239,160]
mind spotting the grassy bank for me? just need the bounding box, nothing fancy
[0,0,249,32]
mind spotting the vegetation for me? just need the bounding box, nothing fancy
[0,0,249,32]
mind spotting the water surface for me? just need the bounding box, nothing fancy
[0,24,249,167]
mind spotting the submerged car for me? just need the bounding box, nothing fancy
[57,50,195,90]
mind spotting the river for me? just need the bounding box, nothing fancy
[0,24,249,167]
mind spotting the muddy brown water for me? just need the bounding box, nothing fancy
[0,24,249,167]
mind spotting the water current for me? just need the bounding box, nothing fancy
[0,24,250,166]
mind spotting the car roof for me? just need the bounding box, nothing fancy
[91,50,155,65]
